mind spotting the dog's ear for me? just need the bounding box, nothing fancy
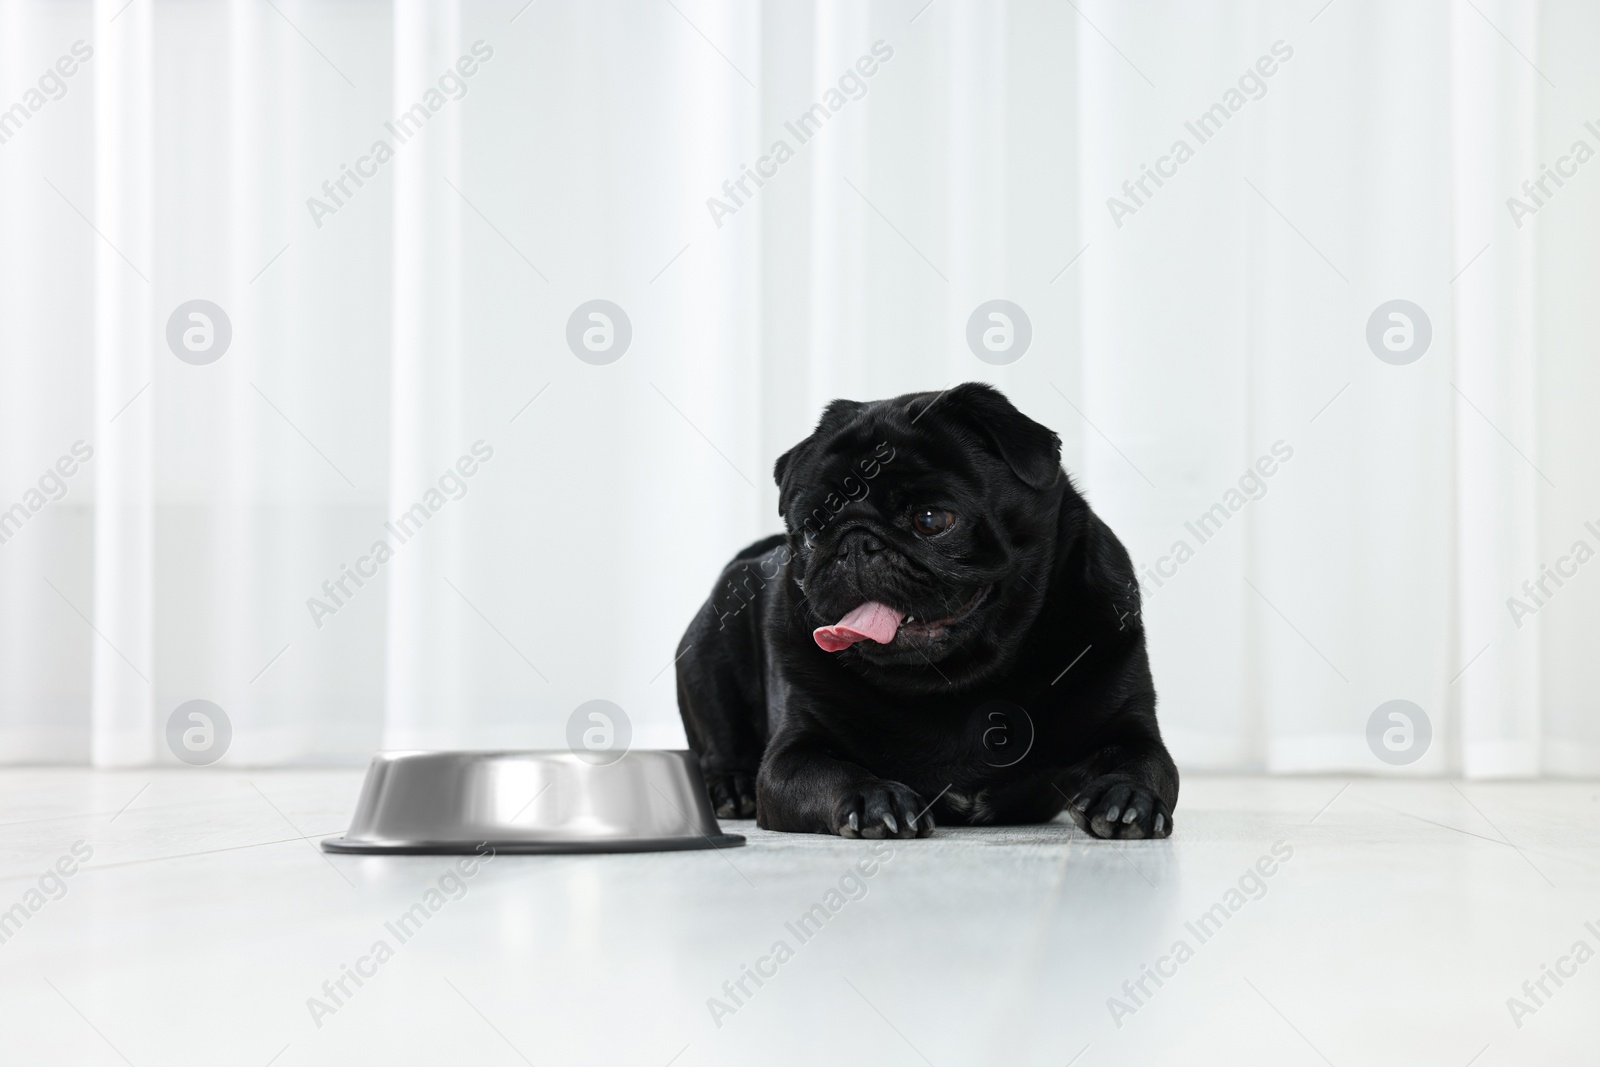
[774,399,866,516]
[772,440,809,521]
[915,383,1062,491]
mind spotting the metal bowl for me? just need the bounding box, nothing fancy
[320,749,745,855]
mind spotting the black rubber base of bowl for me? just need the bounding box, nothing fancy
[320,833,746,855]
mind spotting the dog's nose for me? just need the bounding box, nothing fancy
[836,528,885,560]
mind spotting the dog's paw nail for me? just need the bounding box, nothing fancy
[1104,805,1120,823]
[1070,795,1087,811]
[848,812,859,833]
[1122,808,1138,824]
[906,812,918,831]
[882,813,898,834]
[1154,813,1165,834]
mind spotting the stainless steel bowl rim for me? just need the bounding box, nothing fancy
[320,749,746,855]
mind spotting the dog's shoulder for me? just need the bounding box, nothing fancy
[730,532,788,564]
[1046,503,1143,641]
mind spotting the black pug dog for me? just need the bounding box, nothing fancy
[675,383,1177,840]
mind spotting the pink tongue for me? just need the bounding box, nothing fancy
[813,601,905,652]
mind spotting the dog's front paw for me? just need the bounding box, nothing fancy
[831,780,935,840]
[1066,776,1172,840]
[704,770,758,819]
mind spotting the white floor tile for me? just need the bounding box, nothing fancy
[0,771,1596,1066]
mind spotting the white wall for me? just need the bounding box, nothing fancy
[0,0,1596,774]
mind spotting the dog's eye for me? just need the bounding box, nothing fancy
[912,508,954,536]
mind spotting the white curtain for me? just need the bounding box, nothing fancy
[1,0,1596,775]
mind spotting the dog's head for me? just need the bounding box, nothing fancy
[775,383,1067,689]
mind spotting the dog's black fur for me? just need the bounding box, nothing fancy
[675,383,1177,840]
